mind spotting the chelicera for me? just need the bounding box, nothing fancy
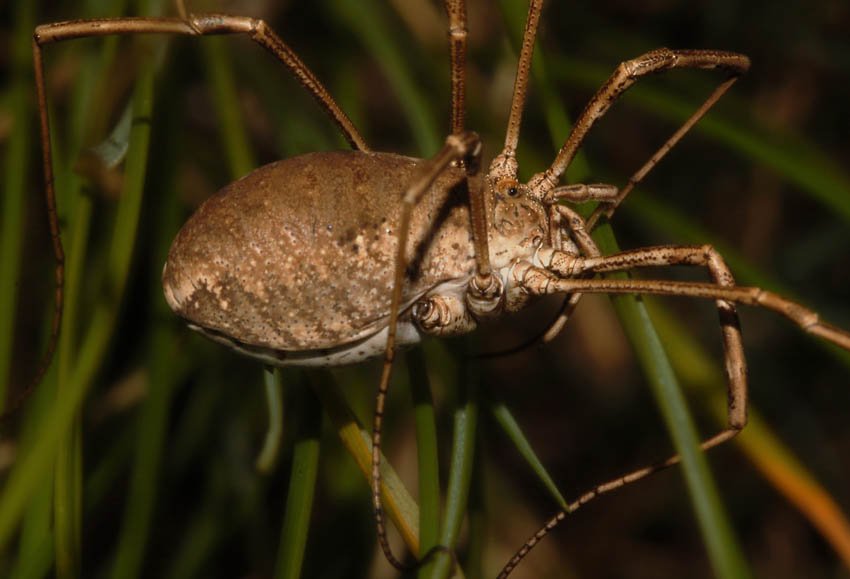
[25,0,850,576]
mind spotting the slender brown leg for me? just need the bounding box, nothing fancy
[441,0,493,287]
[499,245,850,577]
[584,74,741,230]
[4,40,68,421]
[444,0,468,136]
[549,182,619,203]
[528,49,749,201]
[509,49,749,357]
[35,15,367,150]
[373,131,481,570]
[521,266,850,351]
[490,0,545,181]
[545,243,748,422]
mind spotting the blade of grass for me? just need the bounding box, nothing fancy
[312,371,421,557]
[464,437,487,579]
[0,0,36,405]
[408,349,441,569]
[0,4,157,549]
[52,0,133,573]
[256,368,285,474]
[330,0,440,154]
[496,1,750,575]
[11,365,58,579]
[489,399,567,509]
[594,223,752,579]
[202,36,256,177]
[109,58,184,576]
[624,194,850,367]
[274,377,322,579]
[646,300,850,570]
[428,351,479,579]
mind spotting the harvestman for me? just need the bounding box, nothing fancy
[29,0,850,576]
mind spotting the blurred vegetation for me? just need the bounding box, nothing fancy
[1,0,849,578]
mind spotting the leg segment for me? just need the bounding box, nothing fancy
[540,243,748,426]
[444,0,468,136]
[549,182,619,203]
[500,245,850,577]
[490,0,545,182]
[373,131,482,570]
[34,15,367,150]
[518,259,850,350]
[440,0,492,286]
[528,49,749,201]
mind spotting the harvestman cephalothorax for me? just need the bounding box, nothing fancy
[24,0,850,576]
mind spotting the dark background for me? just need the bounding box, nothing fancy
[3,0,850,577]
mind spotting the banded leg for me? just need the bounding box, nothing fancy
[490,0,545,181]
[374,131,481,570]
[528,49,750,201]
[541,243,747,426]
[549,182,619,204]
[34,15,367,150]
[441,0,493,287]
[499,246,850,577]
[444,0,468,136]
[518,48,750,354]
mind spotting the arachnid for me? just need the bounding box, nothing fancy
[5,0,850,577]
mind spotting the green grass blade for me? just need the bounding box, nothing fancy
[624,194,850,367]
[429,354,479,579]
[593,223,752,579]
[312,371,421,555]
[0,10,157,551]
[274,380,322,579]
[496,3,750,575]
[646,300,850,569]
[490,400,567,508]
[408,349,441,567]
[256,369,286,474]
[464,444,487,579]
[203,36,256,177]
[0,0,35,404]
[109,356,175,579]
[11,365,58,579]
[330,0,440,154]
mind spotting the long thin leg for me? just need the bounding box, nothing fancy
[499,247,850,577]
[520,267,850,350]
[373,131,481,569]
[444,0,468,136]
[541,243,747,423]
[583,75,741,230]
[441,0,492,287]
[490,0,545,181]
[3,41,68,422]
[35,15,368,151]
[528,49,749,200]
[507,49,749,359]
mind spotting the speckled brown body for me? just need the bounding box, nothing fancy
[162,150,478,362]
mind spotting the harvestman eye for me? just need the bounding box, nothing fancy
[17,1,850,577]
